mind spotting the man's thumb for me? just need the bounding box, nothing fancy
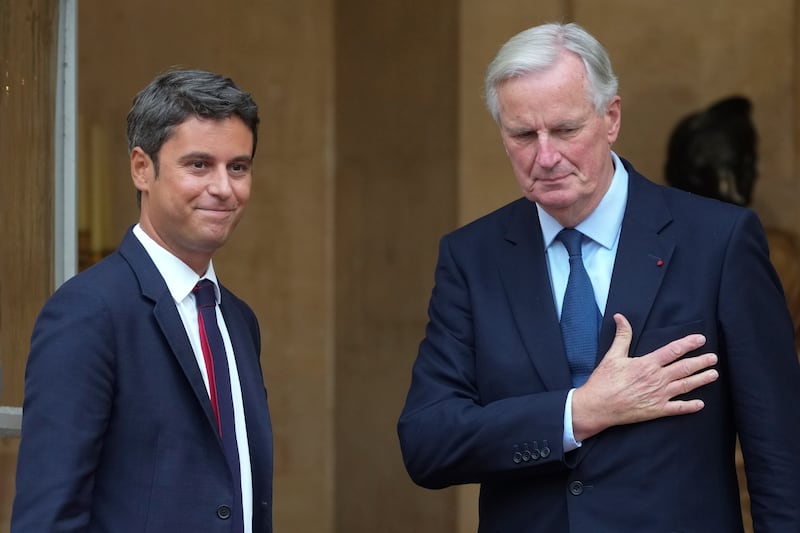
[607,313,633,358]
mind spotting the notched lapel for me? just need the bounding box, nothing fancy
[601,230,674,356]
[120,228,221,433]
[220,295,274,488]
[599,173,676,360]
[153,294,221,433]
[497,200,573,390]
[219,300,266,410]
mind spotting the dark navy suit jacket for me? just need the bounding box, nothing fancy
[12,228,273,532]
[398,159,800,532]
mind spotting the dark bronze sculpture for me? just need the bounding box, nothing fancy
[665,96,758,206]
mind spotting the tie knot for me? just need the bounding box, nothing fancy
[194,279,217,309]
[557,228,584,257]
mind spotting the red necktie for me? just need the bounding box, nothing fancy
[194,279,244,532]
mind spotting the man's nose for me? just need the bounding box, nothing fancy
[535,136,562,169]
[207,166,234,196]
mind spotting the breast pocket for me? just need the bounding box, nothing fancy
[632,319,707,357]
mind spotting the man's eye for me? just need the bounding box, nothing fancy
[191,161,206,169]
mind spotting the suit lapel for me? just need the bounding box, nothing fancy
[118,229,220,433]
[598,169,675,358]
[496,200,574,390]
[484,166,676,395]
[220,298,269,424]
[153,295,220,432]
[220,293,274,508]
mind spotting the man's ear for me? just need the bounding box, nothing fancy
[605,96,622,145]
[130,147,153,193]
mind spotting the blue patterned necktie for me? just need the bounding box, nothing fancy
[557,229,601,387]
[194,279,244,533]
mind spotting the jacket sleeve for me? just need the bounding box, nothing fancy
[12,283,115,532]
[719,209,800,530]
[397,234,570,489]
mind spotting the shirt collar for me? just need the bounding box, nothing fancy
[132,224,220,304]
[538,151,628,250]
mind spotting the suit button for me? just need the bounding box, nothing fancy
[540,442,551,458]
[569,480,584,496]
[217,505,232,520]
[512,451,522,464]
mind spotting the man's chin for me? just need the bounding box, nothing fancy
[530,190,577,210]
[197,228,236,251]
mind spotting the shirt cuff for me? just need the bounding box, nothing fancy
[563,388,582,452]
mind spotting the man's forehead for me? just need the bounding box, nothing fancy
[498,98,597,129]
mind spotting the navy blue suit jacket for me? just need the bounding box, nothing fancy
[398,159,800,532]
[12,228,273,532]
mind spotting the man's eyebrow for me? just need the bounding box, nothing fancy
[502,125,534,135]
[177,152,253,163]
[178,151,213,162]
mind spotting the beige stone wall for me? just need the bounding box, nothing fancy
[333,1,460,531]
[2,1,798,532]
[0,0,56,529]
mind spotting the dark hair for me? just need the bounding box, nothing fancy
[127,68,260,202]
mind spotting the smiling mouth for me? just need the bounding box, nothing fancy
[198,208,237,220]
[198,206,235,212]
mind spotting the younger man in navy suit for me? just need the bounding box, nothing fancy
[13,69,274,532]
